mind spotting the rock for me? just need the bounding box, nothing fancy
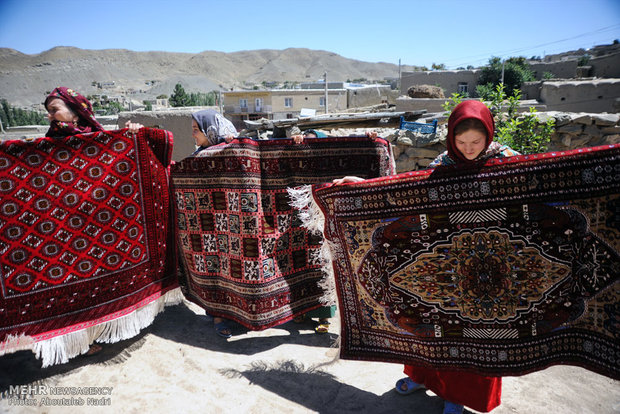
[405,147,441,159]
[556,124,583,135]
[417,133,444,147]
[561,134,572,147]
[601,126,620,135]
[407,85,445,99]
[571,134,593,148]
[533,112,554,124]
[416,158,433,167]
[396,136,414,146]
[603,134,620,144]
[391,144,403,159]
[550,112,573,126]
[396,155,417,173]
[592,113,620,126]
[583,124,602,138]
[571,114,593,125]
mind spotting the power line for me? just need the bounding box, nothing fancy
[442,24,620,69]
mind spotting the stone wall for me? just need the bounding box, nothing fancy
[118,106,218,161]
[522,78,620,112]
[400,70,480,97]
[529,52,620,80]
[346,86,400,108]
[380,111,620,173]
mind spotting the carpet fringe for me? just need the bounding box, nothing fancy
[287,185,324,234]
[288,185,337,306]
[1,287,183,368]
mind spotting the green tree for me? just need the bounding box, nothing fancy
[0,99,48,127]
[143,101,153,111]
[486,84,554,154]
[477,56,534,98]
[169,83,191,107]
[441,93,466,115]
[431,63,446,71]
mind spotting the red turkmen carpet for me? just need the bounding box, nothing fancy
[171,136,395,330]
[299,144,620,379]
[0,128,180,366]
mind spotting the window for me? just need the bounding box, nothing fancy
[319,97,326,107]
[284,97,293,108]
[457,83,468,94]
[239,99,248,108]
[255,98,263,109]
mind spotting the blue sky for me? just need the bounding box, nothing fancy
[0,0,619,69]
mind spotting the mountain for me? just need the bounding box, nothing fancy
[0,47,421,107]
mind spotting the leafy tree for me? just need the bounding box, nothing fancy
[169,83,191,107]
[442,93,466,115]
[156,94,168,99]
[542,71,555,80]
[0,99,47,127]
[143,101,153,111]
[578,54,591,66]
[477,56,534,98]
[431,63,446,71]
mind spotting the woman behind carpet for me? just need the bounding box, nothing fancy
[45,86,142,137]
[44,86,144,356]
[189,109,238,338]
[190,109,238,155]
[333,100,519,414]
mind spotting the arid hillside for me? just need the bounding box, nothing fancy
[0,47,421,106]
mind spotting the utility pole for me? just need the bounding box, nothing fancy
[324,71,328,114]
[398,58,401,94]
[501,59,505,85]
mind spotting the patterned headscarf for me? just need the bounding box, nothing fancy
[44,87,104,137]
[446,100,495,164]
[191,109,238,148]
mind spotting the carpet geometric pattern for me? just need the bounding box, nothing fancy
[171,137,394,330]
[310,144,619,379]
[0,128,178,352]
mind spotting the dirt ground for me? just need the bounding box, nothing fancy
[1,300,619,414]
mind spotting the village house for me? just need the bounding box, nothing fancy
[222,82,397,130]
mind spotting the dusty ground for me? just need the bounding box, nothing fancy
[1,300,619,414]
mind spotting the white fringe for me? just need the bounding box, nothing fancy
[287,185,324,235]
[288,185,337,306]
[2,287,183,368]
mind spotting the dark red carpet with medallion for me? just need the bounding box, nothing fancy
[0,128,180,366]
[297,144,620,380]
[171,136,394,330]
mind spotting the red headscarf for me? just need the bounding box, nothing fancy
[44,87,104,137]
[446,100,494,164]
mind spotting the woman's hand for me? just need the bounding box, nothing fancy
[332,176,365,185]
[366,131,378,139]
[224,134,235,143]
[125,120,144,134]
[291,134,304,144]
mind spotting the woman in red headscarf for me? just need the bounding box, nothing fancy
[43,87,143,356]
[44,87,142,137]
[334,100,518,414]
[395,100,518,414]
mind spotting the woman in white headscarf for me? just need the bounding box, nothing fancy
[191,109,238,154]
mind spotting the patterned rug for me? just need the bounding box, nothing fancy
[300,144,620,379]
[171,136,394,330]
[0,128,180,366]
